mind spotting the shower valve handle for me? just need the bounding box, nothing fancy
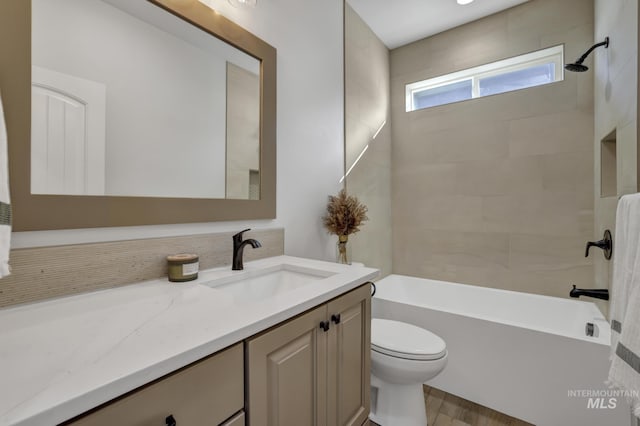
[585,240,608,255]
[585,230,612,260]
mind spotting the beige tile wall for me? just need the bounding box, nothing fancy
[391,0,595,299]
[345,4,392,277]
[593,0,638,315]
[226,62,260,199]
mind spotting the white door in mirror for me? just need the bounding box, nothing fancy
[31,66,106,196]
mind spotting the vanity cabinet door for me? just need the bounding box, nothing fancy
[66,343,243,426]
[245,284,372,426]
[246,305,328,426]
[327,285,371,426]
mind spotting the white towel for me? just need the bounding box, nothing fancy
[608,193,640,416]
[0,92,11,278]
[609,194,640,354]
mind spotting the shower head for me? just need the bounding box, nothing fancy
[564,62,589,72]
[565,37,609,73]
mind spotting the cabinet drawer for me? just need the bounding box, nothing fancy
[68,343,243,426]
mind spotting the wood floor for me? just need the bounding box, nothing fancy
[371,385,534,426]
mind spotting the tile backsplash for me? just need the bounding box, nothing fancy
[0,228,284,308]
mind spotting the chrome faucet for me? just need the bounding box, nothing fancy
[232,228,262,270]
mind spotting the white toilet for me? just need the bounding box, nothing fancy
[370,318,448,426]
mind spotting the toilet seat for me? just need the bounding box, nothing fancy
[372,319,446,361]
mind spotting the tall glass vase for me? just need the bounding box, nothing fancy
[336,234,351,264]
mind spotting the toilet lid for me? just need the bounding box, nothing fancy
[371,319,447,361]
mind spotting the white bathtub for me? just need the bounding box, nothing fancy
[373,274,631,426]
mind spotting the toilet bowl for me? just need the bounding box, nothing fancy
[370,319,448,426]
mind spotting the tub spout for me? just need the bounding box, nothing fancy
[570,285,609,300]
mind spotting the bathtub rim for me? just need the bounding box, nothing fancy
[374,274,610,346]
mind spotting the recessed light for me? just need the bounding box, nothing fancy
[457,0,474,5]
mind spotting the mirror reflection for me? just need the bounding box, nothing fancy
[31,0,261,200]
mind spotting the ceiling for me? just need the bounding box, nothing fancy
[347,0,530,49]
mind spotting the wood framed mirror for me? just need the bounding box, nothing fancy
[5,0,276,231]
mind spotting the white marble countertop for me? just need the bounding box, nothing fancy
[0,256,378,426]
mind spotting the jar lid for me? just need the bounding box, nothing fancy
[167,253,199,262]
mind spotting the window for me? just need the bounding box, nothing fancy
[413,79,472,110]
[405,45,564,112]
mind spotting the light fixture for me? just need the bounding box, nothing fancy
[457,0,474,5]
[228,0,257,8]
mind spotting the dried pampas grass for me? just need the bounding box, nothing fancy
[322,189,368,237]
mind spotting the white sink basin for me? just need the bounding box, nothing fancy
[201,264,337,303]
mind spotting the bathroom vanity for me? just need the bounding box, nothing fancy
[0,0,375,423]
[0,256,377,426]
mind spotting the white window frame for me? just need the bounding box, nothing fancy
[405,45,564,112]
